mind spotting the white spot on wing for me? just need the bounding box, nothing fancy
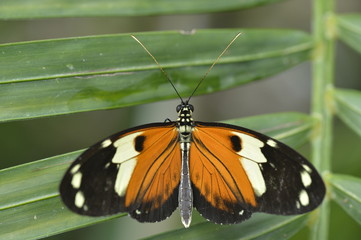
[267,139,278,148]
[301,170,312,188]
[115,159,137,197]
[299,189,309,206]
[70,164,81,174]
[241,158,266,196]
[302,164,312,173]
[112,132,143,164]
[104,162,111,169]
[232,132,267,163]
[71,172,82,189]
[75,191,85,208]
[239,210,244,215]
[101,139,112,148]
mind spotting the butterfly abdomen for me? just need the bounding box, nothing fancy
[179,143,193,228]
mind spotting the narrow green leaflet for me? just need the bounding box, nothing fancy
[0,29,312,122]
[337,14,361,54]
[0,0,283,19]
[0,112,313,239]
[0,197,123,240]
[334,88,361,137]
[330,174,361,225]
[145,214,308,240]
[0,151,80,210]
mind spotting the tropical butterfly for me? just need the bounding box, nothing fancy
[60,33,325,228]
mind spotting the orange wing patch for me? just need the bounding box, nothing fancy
[190,125,257,217]
[190,124,257,223]
[123,125,181,221]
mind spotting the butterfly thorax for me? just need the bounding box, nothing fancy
[176,103,194,143]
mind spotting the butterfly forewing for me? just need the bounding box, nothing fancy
[190,122,325,223]
[60,122,181,222]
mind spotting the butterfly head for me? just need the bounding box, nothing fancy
[176,102,194,123]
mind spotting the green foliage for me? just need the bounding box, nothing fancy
[0,0,283,18]
[0,0,360,239]
[337,14,361,54]
[330,174,361,225]
[0,30,311,122]
[146,215,308,240]
[334,89,361,137]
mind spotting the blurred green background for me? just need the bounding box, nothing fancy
[1,0,360,239]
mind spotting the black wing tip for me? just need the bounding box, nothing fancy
[58,144,126,217]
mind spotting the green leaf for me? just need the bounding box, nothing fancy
[0,0,284,19]
[0,112,312,239]
[145,214,308,240]
[0,197,123,240]
[330,174,361,225]
[0,151,78,210]
[0,29,312,122]
[334,88,361,137]
[337,14,361,54]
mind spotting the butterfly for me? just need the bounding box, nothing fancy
[59,33,325,228]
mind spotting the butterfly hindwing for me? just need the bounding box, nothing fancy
[190,122,325,224]
[59,122,181,223]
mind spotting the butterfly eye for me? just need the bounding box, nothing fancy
[176,104,183,113]
[188,104,194,112]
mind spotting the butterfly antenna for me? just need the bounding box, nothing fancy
[186,32,242,103]
[131,35,184,103]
